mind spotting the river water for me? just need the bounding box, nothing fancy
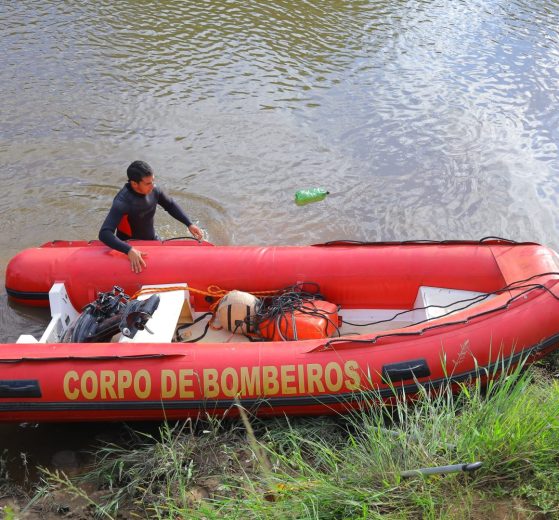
[1,0,559,484]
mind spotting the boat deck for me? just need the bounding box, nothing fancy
[172,310,415,344]
[17,283,493,346]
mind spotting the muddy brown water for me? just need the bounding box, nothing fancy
[1,0,559,488]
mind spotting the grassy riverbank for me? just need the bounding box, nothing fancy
[5,359,559,519]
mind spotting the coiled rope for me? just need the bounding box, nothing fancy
[130,284,278,314]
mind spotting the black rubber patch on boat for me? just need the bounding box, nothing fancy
[5,287,49,301]
[0,380,42,398]
[382,359,430,382]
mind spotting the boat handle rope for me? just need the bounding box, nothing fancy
[313,236,535,247]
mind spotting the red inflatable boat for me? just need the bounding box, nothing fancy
[2,238,559,423]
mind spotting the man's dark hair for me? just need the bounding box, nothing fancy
[127,161,154,183]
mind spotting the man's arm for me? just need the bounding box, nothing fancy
[158,190,203,240]
[99,204,132,254]
[157,190,193,227]
[99,206,147,273]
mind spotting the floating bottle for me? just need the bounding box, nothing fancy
[294,188,330,206]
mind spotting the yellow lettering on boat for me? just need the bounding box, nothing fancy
[117,370,133,398]
[307,364,325,393]
[203,368,219,398]
[178,369,195,398]
[100,370,117,399]
[133,370,151,399]
[297,364,306,393]
[221,367,239,397]
[240,366,261,395]
[81,370,98,400]
[161,369,177,398]
[324,362,343,392]
[63,370,79,400]
[262,366,279,395]
[280,365,296,394]
[344,360,361,390]
[62,361,362,402]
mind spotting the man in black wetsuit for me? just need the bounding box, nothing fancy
[99,160,203,273]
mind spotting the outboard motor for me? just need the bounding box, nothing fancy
[119,296,161,339]
[66,286,160,343]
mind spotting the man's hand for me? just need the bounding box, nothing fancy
[188,224,203,241]
[127,247,147,273]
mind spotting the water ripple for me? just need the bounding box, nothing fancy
[1,0,559,336]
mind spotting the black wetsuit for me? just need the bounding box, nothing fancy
[99,183,193,254]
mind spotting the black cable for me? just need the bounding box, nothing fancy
[163,236,200,242]
[314,273,559,352]
[341,271,559,328]
[181,321,212,343]
[175,312,212,343]
[314,237,535,247]
[246,282,342,340]
[341,292,490,327]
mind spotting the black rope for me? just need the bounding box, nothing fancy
[341,292,490,328]
[175,312,213,343]
[163,236,201,242]
[313,237,537,247]
[313,272,559,352]
[246,282,342,341]
[174,272,559,345]
[343,271,559,328]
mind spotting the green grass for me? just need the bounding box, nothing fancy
[28,361,559,519]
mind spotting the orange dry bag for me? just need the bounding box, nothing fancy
[258,299,340,341]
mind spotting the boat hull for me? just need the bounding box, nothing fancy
[3,239,559,422]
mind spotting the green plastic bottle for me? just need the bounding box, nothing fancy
[294,188,330,206]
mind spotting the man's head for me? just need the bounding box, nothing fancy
[127,160,155,195]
